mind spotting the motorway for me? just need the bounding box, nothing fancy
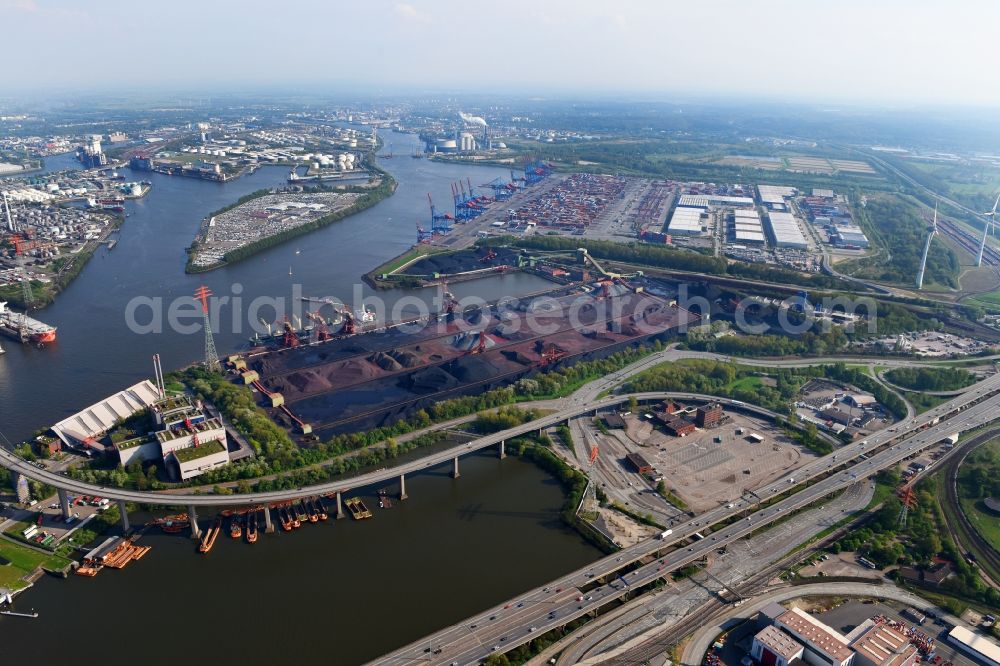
[372,372,1000,665]
[551,480,874,665]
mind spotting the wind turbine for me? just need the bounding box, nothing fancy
[916,202,937,290]
[976,192,1000,267]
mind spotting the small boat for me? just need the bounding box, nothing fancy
[246,512,258,544]
[288,266,293,276]
[230,516,242,539]
[295,248,301,255]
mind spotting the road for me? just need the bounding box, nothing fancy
[552,481,874,665]
[371,373,1000,665]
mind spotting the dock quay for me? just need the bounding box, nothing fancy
[344,497,373,520]
[76,536,150,576]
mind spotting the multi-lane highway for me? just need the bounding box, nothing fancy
[372,373,1000,665]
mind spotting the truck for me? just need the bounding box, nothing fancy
[659,529,673,539]
[943,433,959,447]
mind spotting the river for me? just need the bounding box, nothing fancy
[0,132,602,662]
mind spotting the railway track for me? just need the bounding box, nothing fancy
[941,428,1000,585]
[936,218,1000,266]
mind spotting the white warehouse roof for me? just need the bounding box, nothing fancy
[734,209,760,219]
[52,380,161,446]
[758,185,796,204]
[767,211,809,249]
[678,194,755,208]
[948,626,1000,666]
[668,207,704,235]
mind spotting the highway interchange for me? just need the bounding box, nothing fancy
[2,348,999,665]
[373,371,1000,665]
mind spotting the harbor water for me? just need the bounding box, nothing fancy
[0,133,602,661]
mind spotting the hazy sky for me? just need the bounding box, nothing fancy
[3,0,998,106]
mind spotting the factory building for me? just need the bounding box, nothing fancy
[752,625,806,666]
[114,394,231,480]
[667,206,705,235]
[767,211,810,249]
[849,622,918,666]
[774,608,855,666]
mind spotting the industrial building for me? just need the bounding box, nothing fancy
[625,452,653,474]
[733,208,767,245]
[695,402,725,428]
[115,394,231,481]
[850,622,918,666]
[767,211,810,249]
[667,206,705,235]
[51,380,162,451]
[758,185,797,208]
[752,625,806,666]
[774,608,855,666]
[677,194,755,208]
[831,225,870,249]
[947,626,1000,666]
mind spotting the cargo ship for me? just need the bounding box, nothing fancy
[0,301,57,345]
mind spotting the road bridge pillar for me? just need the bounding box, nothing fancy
[399,473,408,500]
[117,500,130,533]
[188,505,201,539]
[336,492,345,519]
[57,488,71,520]
[452,457,460,479]
[262,507,274,533]
[499,440,506,459]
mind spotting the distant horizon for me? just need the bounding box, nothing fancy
[2,0,999,108]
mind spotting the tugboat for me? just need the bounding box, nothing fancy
[246,512,258,544]
[159,514,189,533]
[229,515,242,539]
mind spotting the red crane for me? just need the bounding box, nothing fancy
[340,307,356,336]
[281,316,300,348]
[307,311,331,341]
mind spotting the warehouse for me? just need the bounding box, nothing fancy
[678,194,755,208]
[758,184,796,207]
[833,225,870,248]
[767,211,809,249]
[667,206,705,235]
[947,626,1000,666]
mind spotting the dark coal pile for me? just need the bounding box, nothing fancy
[406,366,460,392]
[401,247,521,275]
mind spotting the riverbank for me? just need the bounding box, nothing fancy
[185,165,397,273]
[0,211,124,309]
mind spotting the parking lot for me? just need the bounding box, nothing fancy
[621,411,816,513]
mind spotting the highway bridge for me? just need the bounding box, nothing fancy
[372,372,1000,665]
[0,391,802,535]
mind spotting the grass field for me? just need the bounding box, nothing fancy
[725,376,763,392]
[0,539,70,590]
[960,497,1000,554]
